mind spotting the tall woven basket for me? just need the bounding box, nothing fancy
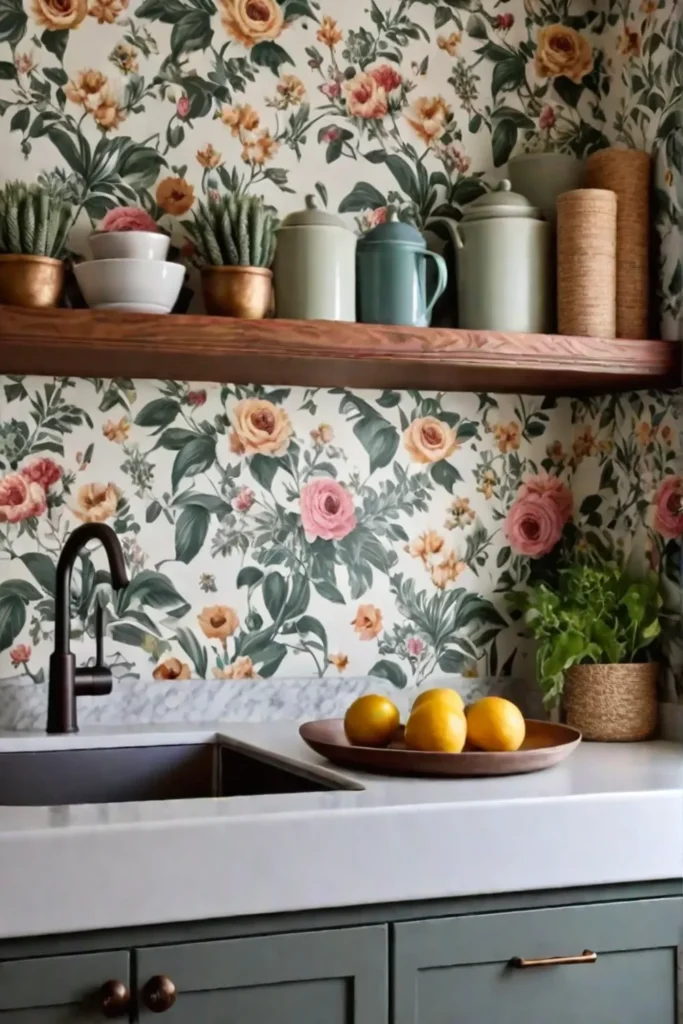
[584,148,652,339]
[557,189,617,338]
[563,663,659,741]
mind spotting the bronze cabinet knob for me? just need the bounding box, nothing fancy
[100,980,130,1018]
[142,975,177,1013]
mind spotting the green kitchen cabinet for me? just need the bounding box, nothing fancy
[393,898,683,1024]
[0,951,130,1021]
[135,924,388,1023]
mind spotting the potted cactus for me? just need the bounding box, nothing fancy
[0,182,73,308]
[186,192,277,318]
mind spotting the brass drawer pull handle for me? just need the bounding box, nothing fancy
[511,949,597,969]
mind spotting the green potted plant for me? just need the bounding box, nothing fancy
[509,550,662,741]
[185,192,277,319]
[0,182,73,308]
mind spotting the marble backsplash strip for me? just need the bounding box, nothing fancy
[0,674,545,732]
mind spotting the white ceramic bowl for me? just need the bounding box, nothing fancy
[74,258,185,314]
[89,231,171,262]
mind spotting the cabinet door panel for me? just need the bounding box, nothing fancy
[0,951,130,1022]
[137,924,387,1024]
[394,898,683,1024]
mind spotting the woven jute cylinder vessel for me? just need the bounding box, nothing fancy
[557,189,617,338]
[563,663,659,741]
[584,148,651,339]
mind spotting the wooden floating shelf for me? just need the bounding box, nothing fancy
[0,305,678,395]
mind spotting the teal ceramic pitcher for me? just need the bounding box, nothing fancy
[357,210,447,327]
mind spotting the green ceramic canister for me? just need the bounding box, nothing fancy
[357,210,447,327]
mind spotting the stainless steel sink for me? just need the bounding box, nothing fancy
[0,743,350,806]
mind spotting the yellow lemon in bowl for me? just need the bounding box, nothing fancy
[344,694,400,747]
[404,701,467,753]
[466,696,526,752]
[412,687,465,716]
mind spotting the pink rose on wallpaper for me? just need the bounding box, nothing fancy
[505,495,564,558]
[186,389,207,407]
[370,64,402,93]
[344,71,388,119]
[539,105,556,130]
[232,486,255,512]
[20,457,62,490]
[320,81,341,99]
[100,206,159,233]
[653,476,683,539]
[10,644,31,667]
[518,471,573,523]
[300,478,357,541]
[321,126,341,143]
[0,472,46,523]
[407,636,425,656]
[177,95,190,119]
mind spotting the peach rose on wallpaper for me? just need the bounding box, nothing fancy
[534,25,594,84]
[352,604,383,640]
[437,32,460,56]
[345,72,388,120]
[403,416,458,464]
[300,478,357,541]
[198,605,239,641]
[328,652,349,671]
[229,398,292,456]
[196,143,222,169]
[518,471,573,522]
[220,0,284,47]
[653,476,683,539]
[65,69,107,106]
[504,495,564,558]
[317,14,342,47]
[219,103,260,136]
[494,421,521,454]
[32,0,86,30]
[89,0,128,24]
[405,96,452,145]
[0,472,46,523]
[213,656,258,679]
[156,177,195,216]
[153,657,191,681]
[102,417,130,443]
[72,482,120,523]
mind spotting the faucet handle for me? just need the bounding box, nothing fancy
[74,601,113,697]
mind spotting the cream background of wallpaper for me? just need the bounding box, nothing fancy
[0,0,680,726]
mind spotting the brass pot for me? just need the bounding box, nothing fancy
[563,663,659,741]
[201,266,273,319]
[0,254,65,308]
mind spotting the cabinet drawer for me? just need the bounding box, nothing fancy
[0,950,130,1021]
[394,898,683,1024]
[136,924,387,1023]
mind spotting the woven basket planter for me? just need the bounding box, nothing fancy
[563,663,659,742]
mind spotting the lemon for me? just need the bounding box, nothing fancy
[466,696,526,752]
[412,687,465,716]
[344,694,400,747]
[404,701,467,753]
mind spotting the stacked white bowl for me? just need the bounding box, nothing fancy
[74,231,185,315]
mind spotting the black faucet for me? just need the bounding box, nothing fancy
[47,523,129,734]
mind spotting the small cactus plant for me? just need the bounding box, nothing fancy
[0,182,73,260]
[187,193,277,268]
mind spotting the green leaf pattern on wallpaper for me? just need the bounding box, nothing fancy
[0,378,681,697]
[0,0,679,315]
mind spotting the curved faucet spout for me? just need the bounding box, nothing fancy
[48,523,129,733]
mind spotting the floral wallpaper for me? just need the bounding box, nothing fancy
[0,376,681,701]
[0,0,679,320]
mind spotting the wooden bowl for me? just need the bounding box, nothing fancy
[299,718,581,778]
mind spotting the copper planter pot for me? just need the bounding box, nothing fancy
[201,266,272,318]
[0,254,65,308]
[563,663,659,741]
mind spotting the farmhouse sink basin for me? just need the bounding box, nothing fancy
[0,742,350,806]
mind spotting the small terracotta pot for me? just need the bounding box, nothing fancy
[201,266,272,318]
[0,254,64,308]
[563,663,659,742]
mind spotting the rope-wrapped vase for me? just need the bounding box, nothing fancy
[584,148,651,339]
[563,663,659,741]
[557,189,617,338]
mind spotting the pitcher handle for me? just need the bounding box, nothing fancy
[423,250,448,322]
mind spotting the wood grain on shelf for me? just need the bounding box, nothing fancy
[0,305,678,394]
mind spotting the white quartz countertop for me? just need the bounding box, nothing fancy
[0,722,681,939]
